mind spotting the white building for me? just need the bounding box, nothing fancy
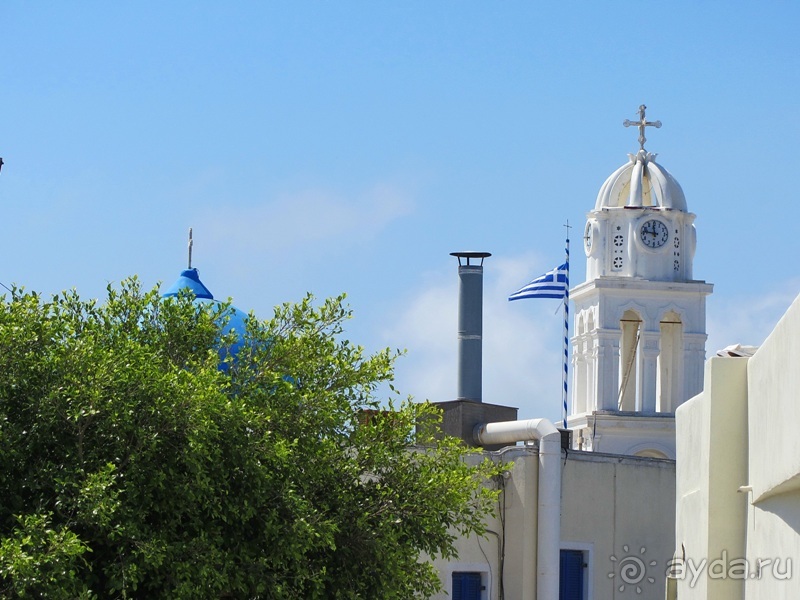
[434,445,676,600]
[673,295,800,598]
[433,107,728,600]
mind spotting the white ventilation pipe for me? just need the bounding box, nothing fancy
[474,418,562,600]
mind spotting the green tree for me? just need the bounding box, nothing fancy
[0,279,499,599]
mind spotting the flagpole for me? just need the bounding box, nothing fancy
[562,222,571,430]
[506,236,571,427]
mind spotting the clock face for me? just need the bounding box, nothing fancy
[584,222,593,253]
[640,219,669,249]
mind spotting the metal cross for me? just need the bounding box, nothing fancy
[623,104,661,150]
[187,227,193,269]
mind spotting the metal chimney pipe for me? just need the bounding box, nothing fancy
[450,251,491,403]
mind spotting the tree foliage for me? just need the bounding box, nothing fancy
[0,279,499,599]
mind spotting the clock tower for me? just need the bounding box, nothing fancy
[569,106,713,458]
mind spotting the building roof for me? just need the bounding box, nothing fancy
[595,149,687,211]
[162,268,215,299]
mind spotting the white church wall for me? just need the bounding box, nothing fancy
[561,452,675,600]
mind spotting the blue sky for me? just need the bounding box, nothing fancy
[1,3,799,421]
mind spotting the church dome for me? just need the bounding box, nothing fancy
[595,149,687,212]
[163,268,248,367]
[163,268,214,299]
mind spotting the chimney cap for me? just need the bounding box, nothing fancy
[450,251,491,266]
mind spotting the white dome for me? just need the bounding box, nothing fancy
[595,150,687,211]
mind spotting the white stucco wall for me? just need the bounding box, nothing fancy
[743,293,800,599]
[674,291,800,600]
[431,446,539,600]
[674,356,749,600]
[742,488,800,599]
[747,293,800,502]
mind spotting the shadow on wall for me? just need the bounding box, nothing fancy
[755,488,800,534]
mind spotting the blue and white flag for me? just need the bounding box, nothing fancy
[508,263,569,301]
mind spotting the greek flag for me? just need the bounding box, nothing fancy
[508,263,569,301]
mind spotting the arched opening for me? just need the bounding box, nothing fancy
[634,449,669,459]
[618,309,642,412]
[657,311,683,412]
[585,310,595,413]
[573,314,587,415]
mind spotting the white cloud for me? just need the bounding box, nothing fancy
[196,182,413,255]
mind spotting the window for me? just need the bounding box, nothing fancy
[560,550,585,600]
[619,309,642,411]
[656,311,683,412]
[452,571,482,600]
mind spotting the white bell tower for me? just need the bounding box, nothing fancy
[568,106,713,459]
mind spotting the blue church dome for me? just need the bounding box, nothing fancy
[163,268,215,300]
[163,267,249,368]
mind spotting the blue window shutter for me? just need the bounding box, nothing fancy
[452,571,482,600]
[559,550,584,600]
